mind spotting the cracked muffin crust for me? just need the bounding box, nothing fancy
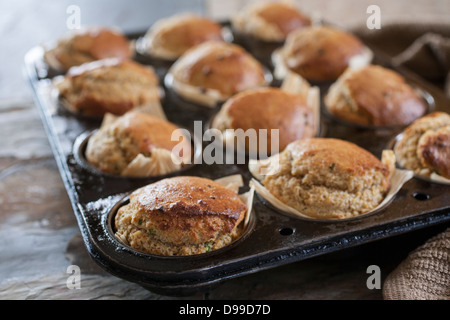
[55,59,161,116]
[114,176,248,256]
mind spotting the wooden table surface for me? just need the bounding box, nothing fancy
[1,0,449,300]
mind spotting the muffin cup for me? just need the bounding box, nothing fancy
[163,66,274,110]
[106,174,256,257]
[72,126,203,180]
[388,133,450,185]
[322,85,436,131]
[51,75,166,121]
[271,46,374,87]
[248,154,414,222]
[206,72,325,159]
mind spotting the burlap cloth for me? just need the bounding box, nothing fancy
[350,22,450,300]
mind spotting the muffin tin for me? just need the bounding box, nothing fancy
[24,27,450,296]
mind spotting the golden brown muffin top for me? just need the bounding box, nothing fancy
[345,65,427,126]
[51,27,131,70]
[286,138,390,178]
[149,15,224,57]
[224,87,315,152]
[418,126,450,178]
[133,176,247,224]
[58,59,160,116]
[112,111,190,155]
[281,25,365,81]
[170,42,267,97]
[255,2,311,37]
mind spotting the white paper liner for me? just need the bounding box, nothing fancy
[429,173,450,185]
[214,174,255,229]
[120,149,182,178]
[248,154,415,221]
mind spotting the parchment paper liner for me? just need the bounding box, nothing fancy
[248,152,414,221]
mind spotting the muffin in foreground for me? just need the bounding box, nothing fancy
[44,27,132,72]
[394,112,450,181]
[140,12,226,60]
[167,41,269,107]
[114,176,248,256]
[231,1,311,42]
[273,25,371,82]
[325,65,427,127]
[85,111,192,177]
[55,59,161,117]
[251,138,394,220]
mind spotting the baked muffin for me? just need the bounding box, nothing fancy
[325,65,427,126]
[253,138,394,220]
[140,13,226,60]
[114,176,248,256]
[231,1,311,42]
[273,25,371,82]
[394,112,450,180]
[55,59,161,116]
[211,86,317,155]
[85,111,192,177]
[167,41,269,107]
[44,27,132,72]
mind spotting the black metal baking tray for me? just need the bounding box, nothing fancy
[24,29,450,296]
